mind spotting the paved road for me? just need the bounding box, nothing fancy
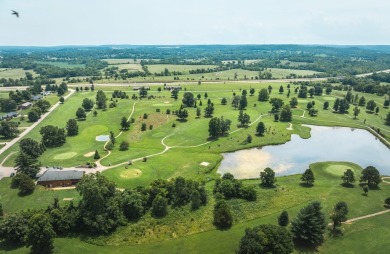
[0,89,75,179]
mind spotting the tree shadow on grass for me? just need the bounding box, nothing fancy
[0,241,23,252]
[340,183,355,188]
[293,239,319,253]
[328,228,344,238]
[299,183,314,188]
[259,184,277,190]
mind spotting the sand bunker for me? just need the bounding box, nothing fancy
[63,198,74,201]
[164,101,171,104]
[84,151,95,157]
[120,169,142,179]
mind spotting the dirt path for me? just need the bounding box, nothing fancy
[344,209,390,224]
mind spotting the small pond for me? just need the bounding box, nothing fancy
[96,135,110,142]
[218,125,390,179]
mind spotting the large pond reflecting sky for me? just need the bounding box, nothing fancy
[217,125,390,179]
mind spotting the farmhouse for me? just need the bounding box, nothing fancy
[1,112,18,120]
[37,169,85,188]
[18,102,33,110]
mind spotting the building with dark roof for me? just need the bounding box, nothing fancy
[37,169,85,188]
[1,112,18,120]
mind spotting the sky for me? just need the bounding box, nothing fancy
[1,0,390,46]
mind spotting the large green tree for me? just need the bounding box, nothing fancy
[0,212,29,245]
[82,98,94,111]
[213,199,233,229]
[96,90,107,109]
[366,100,377,112]
[260,167,276,187]
[238,224,293,254]
[386,112,390,126]
[182,92,195,107]
[34,100,51,113]
[341,169,355,185]
[19,138,45,159]
[256,121,265,136]
[238,110,250,126]
[120,116,131,130]
[360,166,382,188]
[40,125,66,147]
[0,121,19,138]
[330,201,349,230]
[76,173,125,234]
[76,107,86,119]
[291,201,327,246]
[152,194,168,217]
[301,168,315,185]
[280,105,292,122]
[258,88,269,101]
[269,98,284,112]
[25,213,56,254]
[66,119,79,136]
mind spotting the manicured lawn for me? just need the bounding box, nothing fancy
[0,177,80,215]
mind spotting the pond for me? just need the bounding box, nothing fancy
[95,135,110,142]
[217,125,390,179]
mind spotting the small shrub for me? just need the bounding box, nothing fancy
[143,113,148,119]
[385,197,390,206]
[94,150,100,159]
[149,125,153,130]
[120,141,129,151]
[141,123,147,131]
[106,141,114,150]
[143,157,147,162]
[172,123,176,127]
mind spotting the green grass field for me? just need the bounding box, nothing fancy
[34,61,86,68]
[0,68,38,79]
[1,161,390,253]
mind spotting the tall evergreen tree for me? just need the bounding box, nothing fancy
[14,152,40,178]
[291,201,327,245]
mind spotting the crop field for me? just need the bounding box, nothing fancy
[0,68,38,79]
[102,59,142,64]
[146,64,219,73]
[34,61,86,68]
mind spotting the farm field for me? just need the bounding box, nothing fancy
[34,61,86,68]
[0,68,37,79]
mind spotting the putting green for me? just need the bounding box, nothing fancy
[325,164,353,176]
[120,169,142,179]
[54,152,78,160]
